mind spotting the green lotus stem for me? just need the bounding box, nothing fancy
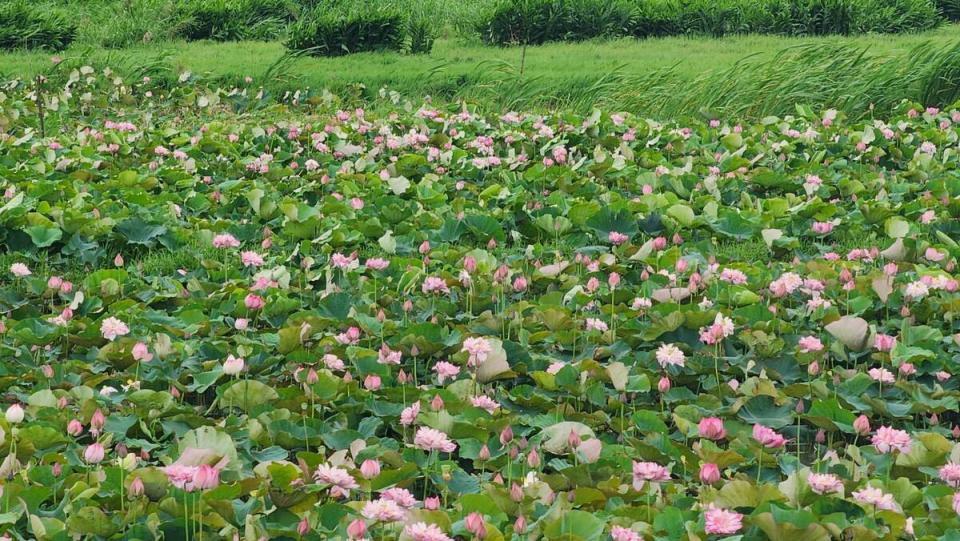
[757,446,763,484]
[184,492,190,541]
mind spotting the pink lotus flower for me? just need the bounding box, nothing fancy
[132,342,153,362]
[798,336,823,353]
[608,231,629,245]
[10,263,31,277]
[432,361,460,383]
[193,464,220,490]
[868,367,895,384]
[853,415,871,435]
[240,251,264,267]
[84,443,105,464]
[872,426,911,454]
[719,268,748,285]
[223,355,244,376]
[470,395,500,414]
[244,293,265,310]
[752,424,787,448]
[811,221,834,235]
[314,464,359,497]
[212,233,240,249]
[414,427,457,453]
[704,504,743,535]
[852,486,900,511]
[808,473,843,495]
[700,463,720,484]
[939,462,960,487]
[462,337,492,367]
[610,526,642,541]
[421,276,450,294]
[404,522,454,541]
[100,317,130,341]
[656,343,686,368]
[698,417,726,440]
[380,487,418,508]
[874,334,896,352]
[631,461,670,490]
[162,464,199,491]
[362,498,405,522]
[400,402,420,426]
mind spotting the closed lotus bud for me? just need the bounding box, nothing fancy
[5,404,24,424]
[795,400,805,414]
[853,415,871,435]
[492,473,504,485]
[170,386,181,398]
[377,309,385,322]
[808,360,820,376]
[658,376,671,393]
[527,448,540,468]
[931,413,939,426]
[397,369,410,384]
[699,463,720,484]
[517,437,528,451]
[487,238,497,250]
[84,443,105,464]
[953,425,960,439]
[511,482,523,502]
[363,374,381,391]
[900,305,911,317]
[42,364,54,378]
[815,429,826,444]
[346,519,366,539]
[500,426,513,446]
[514,515,526,533]
[360,459,380,479]
[67,419,83,436]
[465,512,486,538]
[114,253,124,267]
[419,240,431,254]
[403,300,413,312]
[116,443,128,458]
[57,396,68,409]
[343,371,353,383]
[52,462,62,477]
[306,368,319,384]
[91,409,106,432]
[431,394,444,411]
[464,256,477,273]
[298,517,310,536]
[568,429,582,449]
[129,477,145,497]
[478,444,490,461]
[424,496,440,510]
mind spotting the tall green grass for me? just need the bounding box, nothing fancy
[477,0,944,45]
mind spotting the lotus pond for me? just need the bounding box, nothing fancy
[1,70,960,541]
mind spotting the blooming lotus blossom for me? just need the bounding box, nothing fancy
[240,251,264,267]
[400,402,420,426]
[404,522,454,541]
[462,337,492,367]
[753,424,787,448]
[808,473,844,495]
[101,317,130,341]
[380,487,418,508]
[470,395,500,414]
[414,427,457,453]
[874,334,897,352]
[872,426,912,454]
[699,313,735,345]
[585,318,608,333]
[10,263,31,277]
[631,461,670,490]
[655,343,686,369]
[798,336,823,353]
[852,486,900,511]
[212,233,240,248]
[421,276,450,294]
[610,526,642,541]
[313,464,359,497]
[704,504,743,535]
[362,498,406,522]
[939,462,960,487]
[433,361,460,383]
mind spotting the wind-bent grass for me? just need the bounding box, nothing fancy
[1,24,958,118]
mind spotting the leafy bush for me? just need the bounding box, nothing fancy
[936,0,960,19]
[286,2,434,56]
[480,0,945,44]
[179,0,296,41]
[0,1,77,50]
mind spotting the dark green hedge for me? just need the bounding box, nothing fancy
[478,0,944,45]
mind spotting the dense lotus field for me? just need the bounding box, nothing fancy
[2,70,960,541]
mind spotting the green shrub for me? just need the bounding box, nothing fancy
[285,4,407,55]
[938,0,960,19]
[179,0,296,41]
[481,0,945,45]
[0,1,77,50]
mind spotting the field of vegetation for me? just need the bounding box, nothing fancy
[1,0,960,540]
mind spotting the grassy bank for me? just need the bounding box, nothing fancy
[1,24,959,117]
